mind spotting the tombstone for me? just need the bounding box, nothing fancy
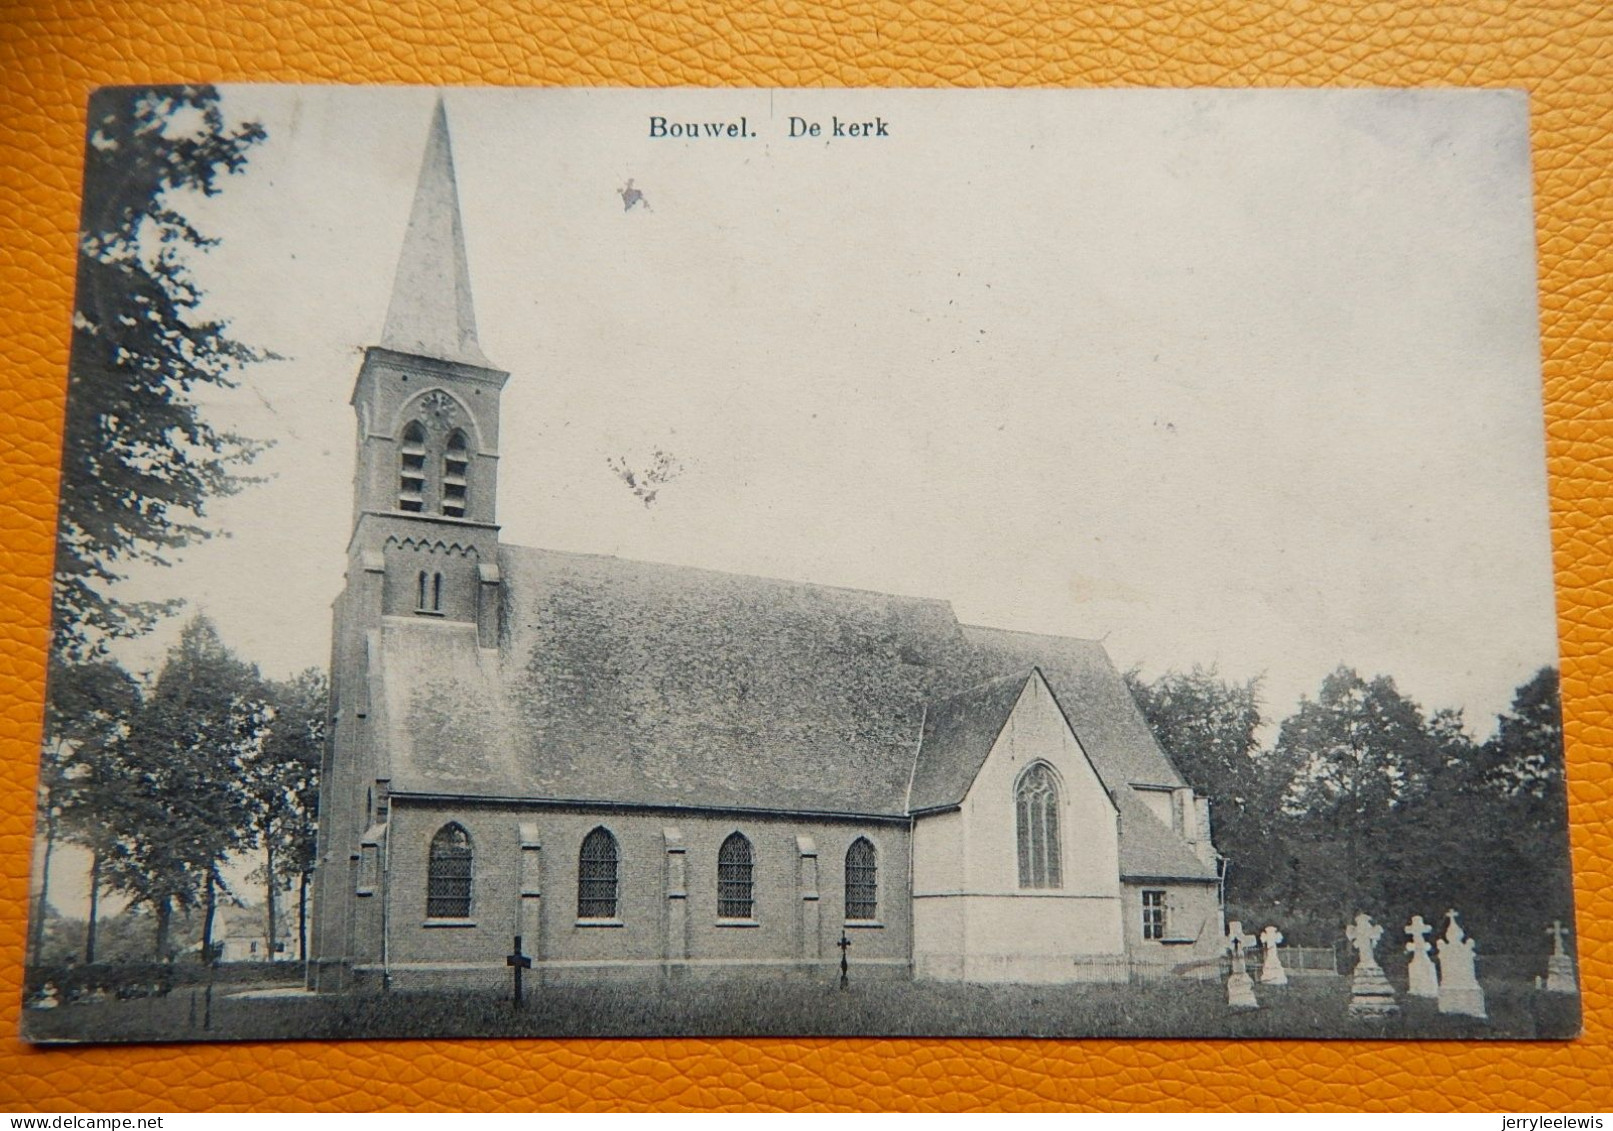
[1435,909,1487,1020]
[1404,915,1438,999]
[1344,912,1398,1018]
[1545,920,1577,995]
[1224,921,1259,1009]
[1259,925,1288,986]
[837,930,853,991]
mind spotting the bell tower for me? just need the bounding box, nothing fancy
[345,98,508,635]
[311,99,507,990]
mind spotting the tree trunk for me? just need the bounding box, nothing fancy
[298,869,309,965]
[29,819,56,967]
[85,848,102,964]
[155,896,172,961]
[265,840,278,962]
[201,870,218,965]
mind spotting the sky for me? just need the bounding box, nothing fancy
[47,85,1560,923]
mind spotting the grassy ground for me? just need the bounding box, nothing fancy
[21,973,1581,1045]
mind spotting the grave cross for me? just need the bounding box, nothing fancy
[1548,920,1569,957]
[837,930,853,990]
[507,935,532,1006]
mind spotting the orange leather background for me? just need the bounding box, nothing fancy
[1,0,1610,1112]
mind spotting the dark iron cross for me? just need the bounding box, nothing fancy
[837,930,852,990]
[506,935,532,1006]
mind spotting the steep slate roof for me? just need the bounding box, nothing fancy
[380,545,1191,830]
[907,672,1033,814]
[958,625,1186,790]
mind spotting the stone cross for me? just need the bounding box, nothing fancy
[1548,920,1569,957]
[1345,913,1384,973]
[1545,919,1577,995]
[1226,921,1255,965]
[1345,912,1398,1018]
[1224,921,1259,1009]
[1404,915,1438,999]
[837,930,853,990]
[506,935,532,1006]
[1259,925,1288,986]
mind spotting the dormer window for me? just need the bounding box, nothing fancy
[399,421,427,512]
[442,430,469,517]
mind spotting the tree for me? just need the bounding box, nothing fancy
[102,615,271,960]
[1123,666,1276,903]
[249,669,325,963]
[1271,666,1442,916]
[54,86,267,661]
[1464,667,1571,946]
[30,659,141,966]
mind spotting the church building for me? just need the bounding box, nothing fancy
[308,103,1225,992]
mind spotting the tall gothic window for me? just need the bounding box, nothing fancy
[718,832,754,920]
[426,823,473,918]
[577,827,620,919]
[845,837,877,922]
[399,421,427,512]
[1015,763,1063,889]
[442,430,469,517]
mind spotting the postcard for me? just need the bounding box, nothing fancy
[22,86,1576,1041]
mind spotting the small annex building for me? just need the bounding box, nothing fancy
[308,103,1224,992]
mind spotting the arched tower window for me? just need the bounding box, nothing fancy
[416,570,429,611]
[845,837,877,922]
[718,832,754,920]
[399,421,427,512]
[577,827,620,919]
[1015,763,1063,890]
[426,823,473,918]
[433,571,443,612]
[442,430,469,517]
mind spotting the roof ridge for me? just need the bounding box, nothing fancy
[501,541,959,607]
[960,621,1102,646]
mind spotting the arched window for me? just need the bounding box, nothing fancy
[718,832,754,920]
[442,430,469,518]
[426,823,473,918]
[845,837,877,922]
[416,570,429,611]
[399,421,427,512]
[577,827,620,919]
[1015,763,1063,889]
[432,571,443,612]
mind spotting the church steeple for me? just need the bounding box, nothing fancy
[379,99,491,368]
[341,95,510,633]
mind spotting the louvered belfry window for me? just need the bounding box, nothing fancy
[426,823,473,918]
[442,430,469,517]
[577,827,619,919]
[399,421,427,512]
[1015,763,1063,889]
[718,832,754,920]
[845,837,877,921]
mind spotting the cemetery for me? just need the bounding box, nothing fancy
[23,914,1579,1043]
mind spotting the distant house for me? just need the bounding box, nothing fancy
[216,904,288,964]
[309,103,1224,993]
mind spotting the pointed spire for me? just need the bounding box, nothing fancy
[379,98,492,367]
